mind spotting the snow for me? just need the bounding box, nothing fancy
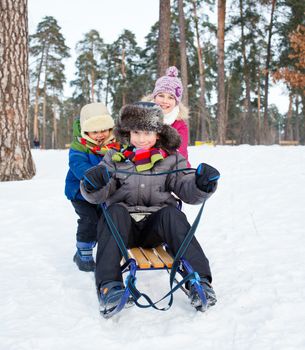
[1,145,305,350]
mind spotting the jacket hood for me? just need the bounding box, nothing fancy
[72,118,81,137]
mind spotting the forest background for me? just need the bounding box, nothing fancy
[26,0,305,149]
[1,0,305,183]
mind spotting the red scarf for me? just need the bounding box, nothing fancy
[78,137,120,155]
[112,146,168,172]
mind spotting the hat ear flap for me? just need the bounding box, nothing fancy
[113,127,130,144]
[158,125,181,153]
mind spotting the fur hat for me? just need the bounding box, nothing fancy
[80,102,114,138]
[114,102,181,153]
[152,66,183,104]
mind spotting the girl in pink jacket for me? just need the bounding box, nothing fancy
[143,66,190,167]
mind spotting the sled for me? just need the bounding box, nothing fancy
[98,243,209,319]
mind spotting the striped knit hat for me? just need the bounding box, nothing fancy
[152,66,183,103]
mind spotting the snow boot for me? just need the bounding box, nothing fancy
[98,281,125,313]
[189,277,217,311]
[73,241,96,272]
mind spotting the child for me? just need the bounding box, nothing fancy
[142,66,190,166]
[80,102,219,311]
[65,102,117,272]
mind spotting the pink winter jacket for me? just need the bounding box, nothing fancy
[172,119,190,167]
[142,94,191,167]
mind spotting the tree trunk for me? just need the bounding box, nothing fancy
[301,96,305,144]
[192,0,209,140]
[263,0,277,144]
[239,0,254,144]
[257,67,261,144]
[52,107,57,149]
[225,77,230,139]
[121,47,126,106]
[0,0,35,181]
[178,0,188,107]
[91,68,95,102]
[284,94,293,140]
[294,95,299,141]
[216,0,226,144]
[42,70,47,149]
[157,0,171,77]
[33,50,44,143]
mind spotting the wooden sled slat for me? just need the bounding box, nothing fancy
[154,246,173,268]
[129,248,151,269]
[140,248,165,268]
[126,246,174,270]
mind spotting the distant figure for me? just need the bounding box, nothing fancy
[33,138,40,149]
[142,66,190,166]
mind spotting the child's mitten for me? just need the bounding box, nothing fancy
[83,164,110,192]
[196,163,220,193]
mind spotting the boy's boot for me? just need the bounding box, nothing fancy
[98,281,125,312]
[189,278,217,311]
[73,241,96,272]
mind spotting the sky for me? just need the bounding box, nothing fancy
[28,0,289,113]
[28,0,159,99]
[1,145,305,349]
[28,0,159,48]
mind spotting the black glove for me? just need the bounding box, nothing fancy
[196,163,220,193]
[83,164,110,192]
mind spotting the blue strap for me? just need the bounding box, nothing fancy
[168,200,207,302]
[110,168,196,177]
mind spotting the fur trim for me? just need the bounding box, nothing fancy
[141,94,189,121]
[117,103,164,132]
[113,128,130,145]
[157,125,181,153]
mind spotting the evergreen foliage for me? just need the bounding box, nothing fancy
[28,1,305,148]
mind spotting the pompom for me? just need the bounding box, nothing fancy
[166,66,179,77]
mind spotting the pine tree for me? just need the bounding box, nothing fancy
[216,0,226,144]
[178,0,189,107]
[109,30,142,114]
[71,30,104,104]
[273,25,305,142]
[30,16,70,148]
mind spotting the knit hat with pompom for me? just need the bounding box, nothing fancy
[152,66,183,104]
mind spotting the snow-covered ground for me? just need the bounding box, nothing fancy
[1,146,305,350]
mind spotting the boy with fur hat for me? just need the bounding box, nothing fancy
[143,66,190,166]
[80,102,220,312]
[65,102,118,272]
